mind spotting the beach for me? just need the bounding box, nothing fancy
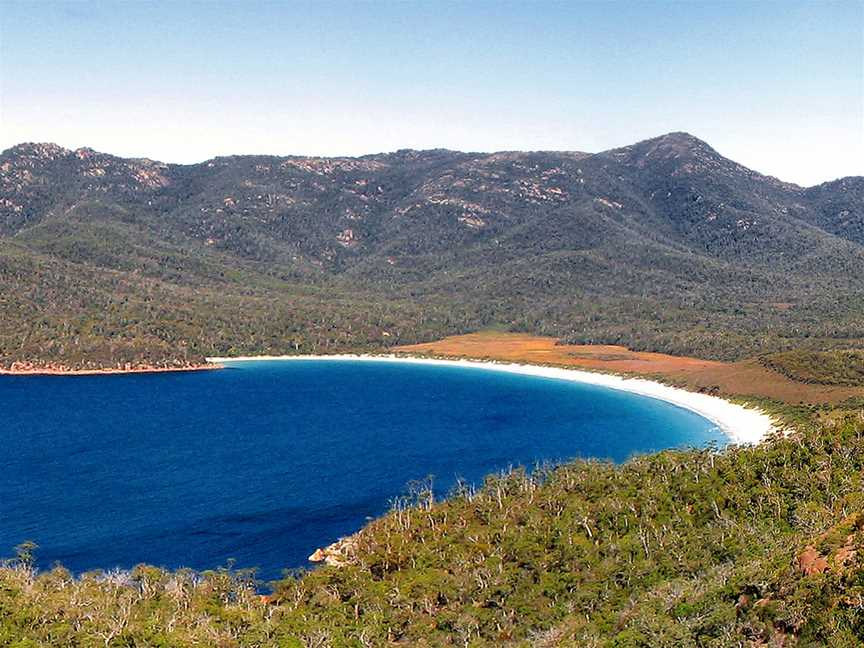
[208,354,777,445]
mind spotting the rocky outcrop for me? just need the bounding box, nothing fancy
[308,536,359,568]
[0,360,217,376]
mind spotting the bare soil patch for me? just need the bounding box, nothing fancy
[396,332,864,405]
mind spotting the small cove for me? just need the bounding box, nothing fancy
[1,359,726,581]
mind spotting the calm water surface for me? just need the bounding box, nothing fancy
[1,360,724,581]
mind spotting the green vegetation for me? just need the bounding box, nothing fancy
[3,410,864,646]
[2,135,864,368]
[761,349,864,386]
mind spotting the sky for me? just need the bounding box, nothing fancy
[0,0,861,186]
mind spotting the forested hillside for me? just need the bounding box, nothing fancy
[2,133,863,368]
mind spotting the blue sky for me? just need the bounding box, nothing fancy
[1,0,861,185]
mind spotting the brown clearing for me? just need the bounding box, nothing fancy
[396,332,864,405]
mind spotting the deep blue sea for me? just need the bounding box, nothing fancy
[0,359,725,582]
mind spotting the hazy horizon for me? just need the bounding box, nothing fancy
[1,0,862,185]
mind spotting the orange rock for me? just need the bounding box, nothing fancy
[797,546,829,575]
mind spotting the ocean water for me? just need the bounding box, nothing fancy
[0,359,725,582]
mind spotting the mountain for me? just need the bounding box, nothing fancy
[1,133,863,369]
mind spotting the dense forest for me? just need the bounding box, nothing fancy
[2,133,863,369]
[3,405,864,646]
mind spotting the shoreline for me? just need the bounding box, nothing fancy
[0,363,219,377]
[209,354,777,445]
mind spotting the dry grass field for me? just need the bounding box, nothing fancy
[396,332,864,405]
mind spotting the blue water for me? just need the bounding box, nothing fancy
[0,360,724,582]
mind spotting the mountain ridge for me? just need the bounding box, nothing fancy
[5,131,856,188]
[1,132,862,369]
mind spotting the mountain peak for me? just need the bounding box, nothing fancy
[599,132,716,162]
[601,131,754,177]
[631,131,715,156]
[3,142,72,160]
[654,131,708,145]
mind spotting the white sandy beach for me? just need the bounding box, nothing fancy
[207,354,776,445]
